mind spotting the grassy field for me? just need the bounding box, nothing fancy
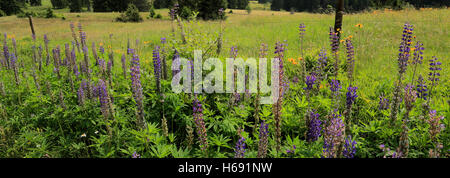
[1,6,448,104]
[0,1,448,158]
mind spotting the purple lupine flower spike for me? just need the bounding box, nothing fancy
[235,137,246,158]
[323,111,345,158]
[153,46,161,93]
[343,136,357,158]
[257,120,269,158]
[193,97,208,152]
[307,111,321,142]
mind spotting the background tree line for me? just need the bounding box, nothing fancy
[269,0,450,12]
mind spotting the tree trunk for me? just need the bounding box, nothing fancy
[334,0,345,38]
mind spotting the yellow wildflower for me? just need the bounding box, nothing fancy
[355,24,363,28]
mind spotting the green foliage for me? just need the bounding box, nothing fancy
[148,5,156,18]
[115,4,143,22]
[29,0,42,6]
[69,0,83,12]
[153,0,176,9]
[45,7,56,18]
[93,0,150,12]
[0,0,23,16]
[246,5,251,14]
[270,0,450,13]
[51,0,69,9]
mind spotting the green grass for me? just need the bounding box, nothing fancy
[1,7,448,100]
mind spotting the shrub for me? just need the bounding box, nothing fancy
[116,4,143,22]
[149,5,156,18]
[246,5,251,14]
[45,7,56,18]
[179,6,192,20]
[0,10,6,17]
[69,0,83,12]
[30,0,42,6]
[154,13,162,19]
[16,11,38,18]
[51,0,69,9]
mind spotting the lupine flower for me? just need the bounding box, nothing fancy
[428,56,441,87]
[397,24,414,75]
[2,36,9,69]
[416,75,428,100]
[193,97,208,152]
[273,41,286,153]
[230,46,239,104]
[59,90,66,109]
[307,111,322,142]
[172,50,180,77]
[69,22,80,52]
[323,111,345,158]
[427,110,445,143]
[315,48,328,81]
[299,23,306,39]
[257,120,269,158]
[130,54,144,128]
[169,3,179,20]
[107,60,112,79]
[99,44,105,54]
[404,84,417,112]
[97,79,110,119]
[345,39,355,82]
[80,32,87,48]
[218,8,224,17]
[10,53,19,86]
[286,145,297,155]
[343,136,357,158]
[44,34,50,66]
[11,38,17,58]
[77,85,85,106]
[379,95,390,110]
[132,151,141,158]
[329,27,340,77]
[92,42,99,65]
[153,46,161,93]
[259,43,268,58]
[330,79,341,94]
[346,86,358,107]
[411,41,424,65]
[304,75,316,91]
[121,54,127,78]
[235,137,246,158]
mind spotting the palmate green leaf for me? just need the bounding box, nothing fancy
[171,146,191,158]
[210,134,232,149]
[295,95,308,108]
[150,144,171,158]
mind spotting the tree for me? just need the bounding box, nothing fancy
[236,0,249,9]
[197,0,227,20]
[334,0,344,38]
[69,0,83,12]
[270,0,283,11]
[116,3,143,22]
[51,0,69,9]
[131,0,150,12]
[29,0,42,6]
[0,0,22,16]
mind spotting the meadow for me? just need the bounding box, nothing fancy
[0,2,448,158]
